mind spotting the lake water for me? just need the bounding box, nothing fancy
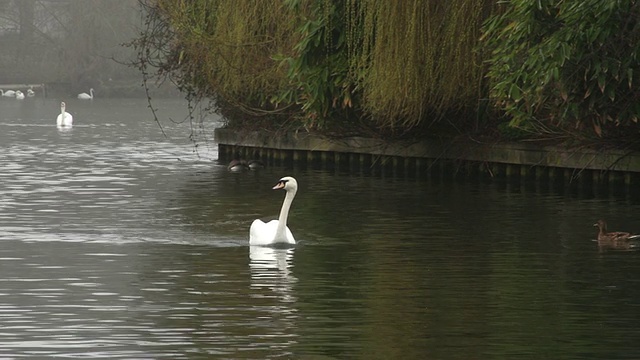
[1,97,640,359]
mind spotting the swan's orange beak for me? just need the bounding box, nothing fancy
[272,180,286,190]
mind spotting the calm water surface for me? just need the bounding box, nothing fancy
[1,97,640,359]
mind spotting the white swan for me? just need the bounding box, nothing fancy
[77,88,94,100]
[27,88,35,97]
[15,90,25,100]
[56,102,73,127]
[249,176,298,246]
[1,89,15,97]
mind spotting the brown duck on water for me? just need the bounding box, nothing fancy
[593,219,640,242]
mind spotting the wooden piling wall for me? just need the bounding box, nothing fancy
[215,128,640,189]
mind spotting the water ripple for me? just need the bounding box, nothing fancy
[2,99,640,358]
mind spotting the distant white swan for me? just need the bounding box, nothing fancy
[77,88,94,100]
[249,176,298,246]
[56,102,73,127]
[15,90,25,100]
[27,88,35,97]
[1,89,15,97]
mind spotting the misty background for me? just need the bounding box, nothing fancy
[0,0,174,98]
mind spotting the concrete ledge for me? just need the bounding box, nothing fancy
[215,128,640,173]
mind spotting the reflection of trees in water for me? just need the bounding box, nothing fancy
[121,244,299,355]
[0,0,144,95]
[167,167,270,239]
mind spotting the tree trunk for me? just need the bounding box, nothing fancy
[16,0,35,62]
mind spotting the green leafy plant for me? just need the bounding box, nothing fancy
[132,0,494,135]
[483,0,640,138]
[271,0,355,130]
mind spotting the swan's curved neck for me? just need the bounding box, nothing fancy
[275,189,296,239]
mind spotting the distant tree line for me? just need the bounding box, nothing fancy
[131,0,640,146]
[0,0,145,96]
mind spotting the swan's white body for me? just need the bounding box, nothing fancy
[77,88,94,100]
[15,90,25,100]
[27,89,35,97]
[1,90,15,97]
[56,102,73,127]
[249,176,298,246]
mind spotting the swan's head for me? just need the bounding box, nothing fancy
[273,176,298,193]
[60,101,66,110]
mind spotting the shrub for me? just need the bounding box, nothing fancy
[483,0,640,138]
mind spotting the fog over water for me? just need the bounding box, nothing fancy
[2,2,640,358]
[0,97,639,358]
[0,0,156,98]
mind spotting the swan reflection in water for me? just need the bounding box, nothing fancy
[249,245,298,301]
[57,125,73,134]
[248,246,298,347]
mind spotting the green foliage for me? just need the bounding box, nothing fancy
[271,0,355,129]
[483,0,640,137]
[348,0,491,129]
[137,0,299,113]
[133,0,495,133]
[496,121,531,140]
[274,0,494,131]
